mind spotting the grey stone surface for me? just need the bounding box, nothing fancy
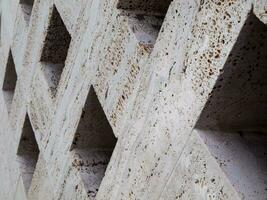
[0,0,266,199]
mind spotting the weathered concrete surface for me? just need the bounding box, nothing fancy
[0,0,266,199]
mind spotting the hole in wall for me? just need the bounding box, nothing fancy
[70,87,117,199]
[40,5,71,97]
[19,0,35,24]
[2,50,17,113]
[17,114,40,194]
[117,0,172,47]
[195,13,267,199]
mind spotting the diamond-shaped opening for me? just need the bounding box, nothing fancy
[195,13,267,199]
[40,5,71,97]
[19,0,35,24]
[71,87,117,199]
[17,114,40,194]
[2,51,17,113]
[117,0,172,47]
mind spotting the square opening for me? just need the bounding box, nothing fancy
[117,0,172,47]
[17,114,40,194]
[2,50,17,113]
[19,0,35,24]
[40,5,71,97]
[71,87,117,198]
[195,13,267,199]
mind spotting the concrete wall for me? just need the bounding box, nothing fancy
[0,0,266,199]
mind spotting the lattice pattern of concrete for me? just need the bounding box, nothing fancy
[0,0,266,199]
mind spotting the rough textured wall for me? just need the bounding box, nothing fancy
[0,0,266,199]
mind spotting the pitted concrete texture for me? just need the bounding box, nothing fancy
[0,0,266,199]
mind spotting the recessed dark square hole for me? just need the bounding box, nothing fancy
[2,51,17,113]
[17,114,40,194]
[40,5,71,96]
[19,0,35,24]
[71,87,117,198]
[117,0,172,47]
[195,13,267,199]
